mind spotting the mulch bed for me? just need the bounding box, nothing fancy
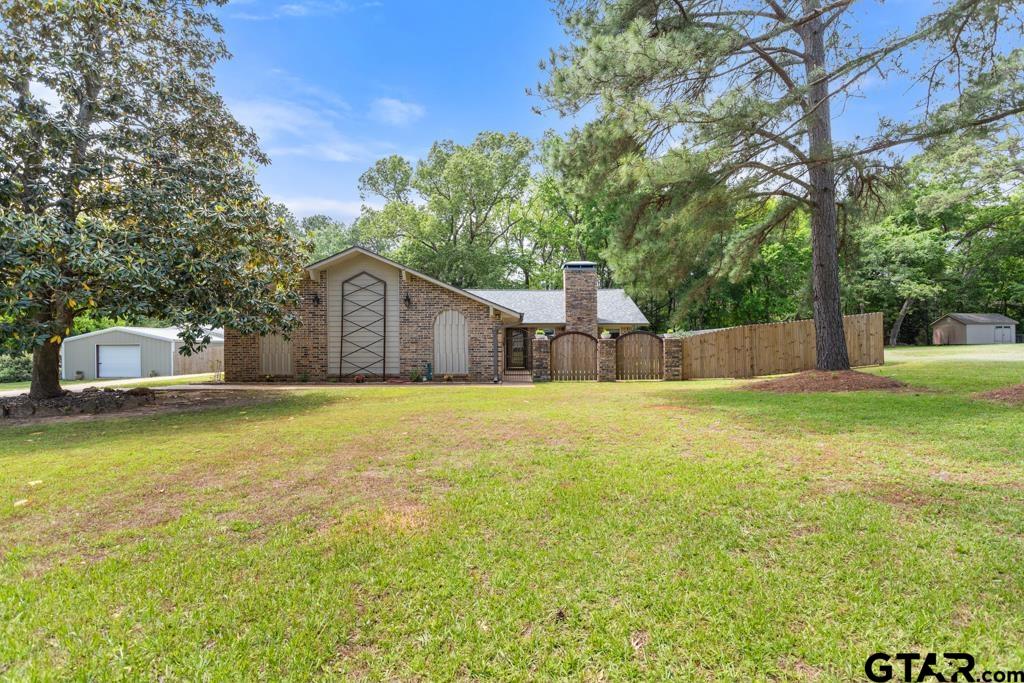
[976,383,1024,405]
[1,388,270,424]
[746,370,906,393]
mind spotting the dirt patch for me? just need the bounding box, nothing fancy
[976,383,1024,405]
[1,387,157,420]
[630,630,650,659]
[746,370,905,394]
[1,388,272,425]
[777,656,824,681]
[869,483,933,510]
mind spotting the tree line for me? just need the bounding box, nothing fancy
[287,122,1023,345]
[3,0,1022,398]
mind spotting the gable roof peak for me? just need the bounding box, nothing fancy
[305,246,522,319]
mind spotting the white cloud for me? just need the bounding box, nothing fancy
[267,68,351,111]
[230,98,370,163]
[230,1,353,20]
[278,196,380,219]
[369,97,425,126]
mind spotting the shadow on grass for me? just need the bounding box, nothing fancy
[0,391,346,458]
[652,384,1024,463]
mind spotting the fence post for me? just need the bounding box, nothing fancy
[531,336,550,382]
[662,336,683,381]
[597,337,616,381]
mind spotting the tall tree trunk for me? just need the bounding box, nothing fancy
[801,3,851,371]
[29,340,64,400]
[26,20,102,401]
[889,296,913,346]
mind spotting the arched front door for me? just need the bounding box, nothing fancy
[433,310,468,375]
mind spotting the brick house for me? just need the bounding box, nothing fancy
[224,247,649,383]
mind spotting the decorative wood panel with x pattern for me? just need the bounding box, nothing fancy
[341,272,386,378]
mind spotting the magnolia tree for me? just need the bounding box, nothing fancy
[539,0,1024,369]
[0,1,304,398]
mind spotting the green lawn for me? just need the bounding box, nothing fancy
[1,347,1022,680]
[0,378,91,392]
[0,373,216,393]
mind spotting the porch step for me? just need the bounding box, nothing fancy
[503,370,533,384]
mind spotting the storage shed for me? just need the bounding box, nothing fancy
[931,313,1017,345]
[61,327,224,380]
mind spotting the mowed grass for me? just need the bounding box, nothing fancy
[1,347,1023,680]
[0,373,216,393]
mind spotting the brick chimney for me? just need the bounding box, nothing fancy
[563,261,598,337]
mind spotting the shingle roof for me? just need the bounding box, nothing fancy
[465,289,649,326]
[936,313,1018,326]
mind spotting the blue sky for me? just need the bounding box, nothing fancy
[214,0,570,221]
[213,0,932,222]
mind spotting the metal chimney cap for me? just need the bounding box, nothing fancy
[562,261,597,270]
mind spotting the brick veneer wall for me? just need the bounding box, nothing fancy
[399,273,501,382]
[531,336,550,381]
[224,328,259,382]
[598,338,617,381]
[663,336,683,381]
[224,274,328,382]
[563,267,598,337]
[293,275,328,381]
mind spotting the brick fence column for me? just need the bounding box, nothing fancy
[532,336,550,382]
[224,328,259,382]
[293,275,328,381]
[663,336,683,381]
[598,337,616,381]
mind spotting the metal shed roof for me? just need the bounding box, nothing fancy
[465,289,649,326]
[934,313,1018,326]
[64,326,225,344]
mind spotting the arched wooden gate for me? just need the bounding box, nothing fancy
[550,332,597,381]
[616,331,663,380]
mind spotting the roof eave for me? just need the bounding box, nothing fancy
[306,246,523,320]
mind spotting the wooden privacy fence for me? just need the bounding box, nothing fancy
[679,312,884,379]
[616,331,663,380]
[173,343,224,375]
[550,332,598,381]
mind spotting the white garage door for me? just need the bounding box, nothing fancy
[97,345,142,378]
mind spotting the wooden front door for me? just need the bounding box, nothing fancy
[505,328,528,369]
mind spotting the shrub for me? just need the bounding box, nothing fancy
[0,353,32,382]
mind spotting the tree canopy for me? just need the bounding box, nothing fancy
[537,0,1024,368]
[0,0,304,398]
